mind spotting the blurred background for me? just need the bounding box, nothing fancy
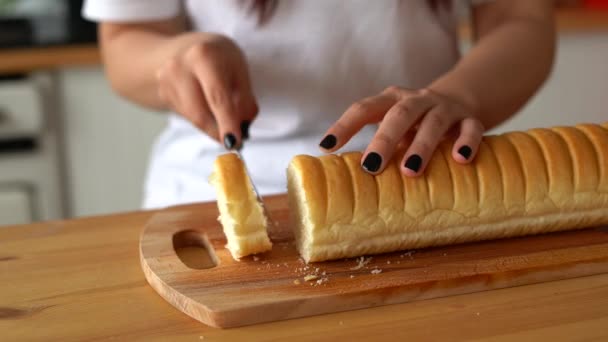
[0,0,607,226]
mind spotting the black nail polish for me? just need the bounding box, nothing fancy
[319,134,337,149]
[224,133,237,150]
[362,152,382,173]
[404,154,422,173]
[240,121,251,140]
[458,145,472,160]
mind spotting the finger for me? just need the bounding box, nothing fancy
[401,105,458,177]
[319,94,396,152]
[157,60,220,141]
[193,60,242,150]
[155,59,178,108]
[452,117,484,164]
[233,64,258,140]
[361,96,432,174]
[174,73,219,141]
[396,130,416,151]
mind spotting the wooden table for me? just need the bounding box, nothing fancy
[1,204,608,341]
[0,44,100,74]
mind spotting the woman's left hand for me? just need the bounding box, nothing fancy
[319,86,485,176]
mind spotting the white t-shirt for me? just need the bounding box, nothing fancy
[83,0,485,209]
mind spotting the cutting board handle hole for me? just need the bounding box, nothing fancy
[172,230,218,270]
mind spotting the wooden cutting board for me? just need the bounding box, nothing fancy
[139,194,608,328]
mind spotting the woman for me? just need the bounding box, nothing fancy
[83,0,555,208]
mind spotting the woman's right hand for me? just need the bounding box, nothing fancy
[155,33,258,149]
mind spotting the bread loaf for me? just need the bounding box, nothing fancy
[210,153,272,259]
[288,123,608,262]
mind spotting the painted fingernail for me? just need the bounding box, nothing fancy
[404,154,422,173]
[362,152,382,173]
[240,121,251,140]
[458,145,472,160]
[319,134,337,149]
[224,133,237,150]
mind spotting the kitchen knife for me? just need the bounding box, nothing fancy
[231,149,277,229]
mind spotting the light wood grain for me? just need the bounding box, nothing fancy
[0,44,100,74]
[139,195,608,328]
[2,202,608,340]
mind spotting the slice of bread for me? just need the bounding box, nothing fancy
[210,153,272,259]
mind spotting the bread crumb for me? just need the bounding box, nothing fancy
[304,275,319,282]
[476,312,480,316]
[322,271,326,276]
[443,253,447,257]
[386,260,391,264]
[316,277,328,285]
[350,256,373,270]
[253,256,260,261]
[339,321,344,325]
[199,336,205,340]
[371,269,382,275]
[293,279,301,285]
[349,275,355,279]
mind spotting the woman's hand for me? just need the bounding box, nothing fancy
[319,86,485,176]
[156,33,258,149]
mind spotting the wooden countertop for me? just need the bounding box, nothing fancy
[0,44,100,74]
[1,204,608,341]
[0,8,606,75]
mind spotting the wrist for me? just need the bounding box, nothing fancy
[427,74,481,118]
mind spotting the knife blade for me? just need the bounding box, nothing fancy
[231,149,277,229]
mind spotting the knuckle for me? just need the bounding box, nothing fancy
[426,113,448,130]
[418,88,432,96]
[401,95,424,109]
[187,43,216,62]
[414,139,433,154]
[375,132,395,147]
[390,103,410,122]
[383,85,402,95]
[350,100,371,113]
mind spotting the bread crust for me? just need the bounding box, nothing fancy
[289,123,608,262]
[211,153,272,259]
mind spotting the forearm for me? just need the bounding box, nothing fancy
[430,3,555,130]
[100,20,208,110]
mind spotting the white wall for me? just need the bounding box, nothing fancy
[489,32,608,134]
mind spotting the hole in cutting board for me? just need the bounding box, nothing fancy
[172,230,218,269]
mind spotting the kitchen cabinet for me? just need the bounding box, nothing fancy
[0,185,33,225]
[57,67,165,217]
[0,75,64,225]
